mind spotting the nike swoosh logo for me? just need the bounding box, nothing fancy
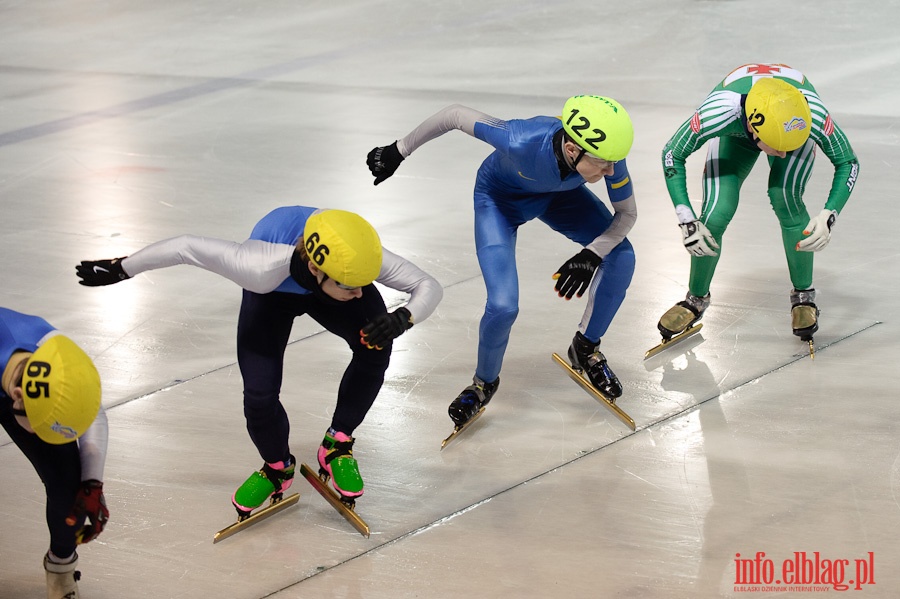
[93,266,109,274]
[517,171,536,181]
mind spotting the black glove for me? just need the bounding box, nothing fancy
[366,141,404,185]
[553,249,602,300]
[66,480,109,544]
[76,257,131,286]
[360,307,413,349]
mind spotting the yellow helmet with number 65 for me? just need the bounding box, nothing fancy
[19,335,102,444]
[561,95,634,161]
[303,209,383,288]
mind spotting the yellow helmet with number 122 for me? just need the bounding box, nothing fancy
[561,95,634,162]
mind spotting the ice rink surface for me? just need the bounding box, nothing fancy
[1,1,899,597]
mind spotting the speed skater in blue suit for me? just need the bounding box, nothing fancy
[368,95,638,427]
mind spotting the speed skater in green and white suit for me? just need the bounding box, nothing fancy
[657,63,859,346]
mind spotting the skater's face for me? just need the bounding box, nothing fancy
[307,262,363,301]
[563,140,617,183]
[2,354,35,434]
[746,122,787,158]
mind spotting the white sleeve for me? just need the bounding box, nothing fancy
[375,248,443,324]
[397,104,493,157]
[78,405,108,482]
[585,195,637,259]
[121,236,295,294]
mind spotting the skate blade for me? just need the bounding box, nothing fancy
[643,323,703,360]
[213,493,300,544]
[551,353,636,431]
[299,463,370,538]
[807,338,815,360]
[440,406,487,450]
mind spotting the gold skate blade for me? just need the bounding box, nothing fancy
[807,339,815,360]
[643,323,703,360]
[552,353,636,431]
[440,406,487,450]
[299,463,370,538]
[213,492,300,544]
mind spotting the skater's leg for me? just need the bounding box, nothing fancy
[539,188,634,397]
[767,140,819,340]
[305,284,392,435]
[306,284,391,498]
[688,137,759,297]
[233,292,302,514]
[659,138,757,338]
[568,242,633,399]
[0,412,83,561]
[473,194,521,384]
[539,186,635,341]
[236,290,298,464]
[444,193,520,427]
[767,139,816,292]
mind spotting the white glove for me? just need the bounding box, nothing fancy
[679,220,720,257]
[796,209,837,252]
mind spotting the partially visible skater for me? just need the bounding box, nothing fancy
[0,308,108,599]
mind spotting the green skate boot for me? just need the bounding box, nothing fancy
[317,429,363,505]
[231,455,295,520]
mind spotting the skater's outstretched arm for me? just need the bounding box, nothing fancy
[366,104,499,185]
[77,236,295,294]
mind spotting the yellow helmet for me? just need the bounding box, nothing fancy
[745,78,812,152]
[561,95,634,161]
[21,336,101,444]
[303,209,383,287]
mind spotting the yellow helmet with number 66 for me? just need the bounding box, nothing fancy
[561,95,634,161]
[303,209,383,288]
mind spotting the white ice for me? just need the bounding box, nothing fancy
[1,1,899,597]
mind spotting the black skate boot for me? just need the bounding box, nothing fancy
[448,376,499,427]
[657,292,710,340]
[567,332,623,399]
[791,288,819,340]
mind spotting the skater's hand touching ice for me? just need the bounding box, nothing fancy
[553,249,602,300]
[66,480,109,544]
[366,142,404,185]
[796,209,837,252]
[76,257,131,286]
[360,307,413,349]
[680,220,719,257]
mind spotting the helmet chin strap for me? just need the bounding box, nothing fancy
[560,135,587,170]
[289,251,344,305]
[571,147,586,169]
